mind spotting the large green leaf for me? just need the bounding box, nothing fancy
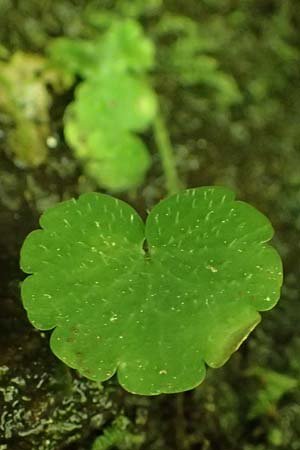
[20,187,283,395]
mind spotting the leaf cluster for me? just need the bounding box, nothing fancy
[49,19,157,191]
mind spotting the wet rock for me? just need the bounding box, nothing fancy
[0,297,119,450]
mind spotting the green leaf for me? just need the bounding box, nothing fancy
[69,73,157,134]
[95,19,155,75]
[48,19,154,79]
[65,124,151,191]
[64,72,156,191]
[20,187,283,395]
[63,71,156,191]
[48,38,97,78]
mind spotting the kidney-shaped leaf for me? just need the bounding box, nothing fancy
[71,73,157,134]
[64,108,152,191]
[20,187,283,395]
[83,130,151,191]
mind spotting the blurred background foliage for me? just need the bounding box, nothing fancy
[53,19,157,191]
[0,1,300,449]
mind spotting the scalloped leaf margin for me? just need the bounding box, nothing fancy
[20,187,283,395]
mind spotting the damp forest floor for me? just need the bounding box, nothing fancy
[1,1,300,450]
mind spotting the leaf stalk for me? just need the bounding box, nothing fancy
[153,109,181,195]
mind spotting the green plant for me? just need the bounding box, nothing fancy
[49,19,157,192]
[20,186,282,395]
[47,13,244,195]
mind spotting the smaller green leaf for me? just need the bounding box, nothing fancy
[66,124,151,191]
[48,38,97,79]
[48,19,154,79]
[95,19,155,75]
[71,73,157,134]
[63,71,156,191]
[85,132,150,191]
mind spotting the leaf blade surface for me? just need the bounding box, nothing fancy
[20,187,283,394]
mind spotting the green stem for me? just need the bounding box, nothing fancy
[153,110,181,195]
